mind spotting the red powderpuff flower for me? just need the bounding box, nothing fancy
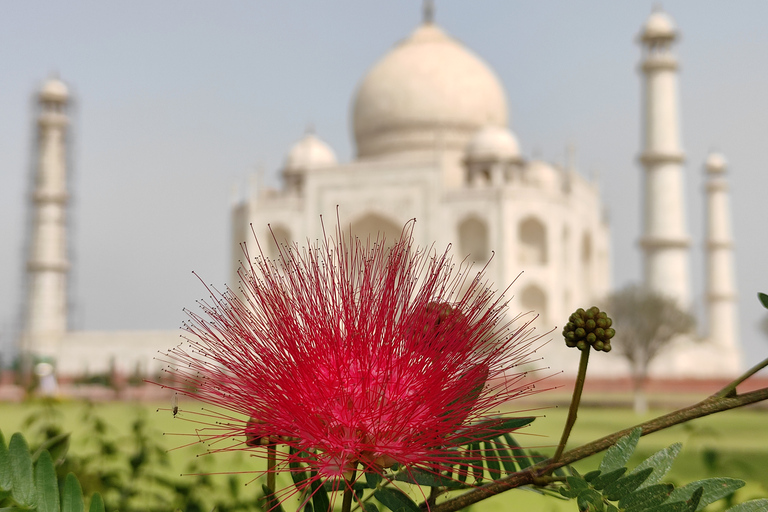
[161,220,545,489]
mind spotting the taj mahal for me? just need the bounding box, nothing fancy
[15,8,742,380]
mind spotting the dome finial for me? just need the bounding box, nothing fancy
[423,0,434,25]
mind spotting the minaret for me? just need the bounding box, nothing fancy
[637,8,691,306]
[703,152,741,370]
[20,77,72,362]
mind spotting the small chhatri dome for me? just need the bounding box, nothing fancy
[352,22,508,160]
[640,8,677,42]
[39,77,69,103]
[525,160,561,189]
[705,152,727,174]
[465,125,520,163]
[283,132,338,174]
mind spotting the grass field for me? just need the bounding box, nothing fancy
[1,397,767,511]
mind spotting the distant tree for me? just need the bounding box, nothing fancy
[605,284,696,414]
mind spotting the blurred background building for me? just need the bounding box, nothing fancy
[13,7,743,379]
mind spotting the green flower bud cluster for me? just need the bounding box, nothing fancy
[563,306,615,352]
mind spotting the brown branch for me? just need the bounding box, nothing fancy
[431,386,768,512]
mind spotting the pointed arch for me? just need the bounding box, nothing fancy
[349,212,402,247]
[458,216,489,261]
[519,217,548,265]
[521,284,548,326]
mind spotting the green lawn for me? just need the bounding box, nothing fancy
[1,397,767,511]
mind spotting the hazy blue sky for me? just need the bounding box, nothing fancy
[2,1,767,370]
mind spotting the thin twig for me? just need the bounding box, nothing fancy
[552,348,590,463]
[341,468,358,512]
[714,356,768,398]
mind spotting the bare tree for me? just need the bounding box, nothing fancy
[605,284,696,414]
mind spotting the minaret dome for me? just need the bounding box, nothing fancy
[640,9,677,42]
[705,152,727,174]
[39,77,69,103]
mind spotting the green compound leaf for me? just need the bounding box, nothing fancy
[490,439,517,474]
[655,500,695,512]
[289,446,310,489]
[261,485,286,512]
[322,479,367,492]
[561,476,591,498]
[365,470,382,489]
[9,432,36,508]
[668,478,745,511]
[393,468,464,489]
[604,467,653,501]
[451,417,535,445]
[568,476,591,492]
[591,467,627,491]
[619,483,674,512]
[35,450,60,512]
[599,427,641,474]
[361,502,380,512]
[32,432,71,465]
[88,493,106,512]
[687,486,705,511]
[758,292,768,309]
[504,433,533,470]
[726,499,768,512]
[577,488,605,511]
[630,443,682,489]
[310,474,330,512]
[469,442,484,483]
[584,470,601,483]
[653,486,703,512]
[61,473,84,512]
[374,487,421,512]
[456,455,468,485]
[481,441,501,478]
[0,430,11,493]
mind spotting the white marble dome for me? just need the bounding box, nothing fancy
[705,152,727,174]
[640,10,676,41]
[525,160,561,189]
[283,132,338,174]
[40,77,69,102]
[352,22,508,159]
[465,125,520,162]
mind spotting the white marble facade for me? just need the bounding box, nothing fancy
[233,20,613,376]
[23,10,742,379]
